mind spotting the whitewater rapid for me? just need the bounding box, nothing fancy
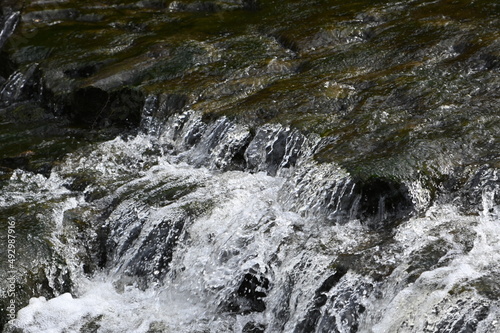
[2,115,499,333]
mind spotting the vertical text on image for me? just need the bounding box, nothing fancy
[6,217,17,321]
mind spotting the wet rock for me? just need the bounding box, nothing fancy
[183,117,252,171]
[266,275,294,332]
[168,0,259,12]
[1,1,23,14]
[270,31,301,53]
[120,217,185,290]
[467,275,500,301]
[0,1,498,330]
[0,257,72,332]
[140,93,189,134]
[63,64,100,80]
[21,9,80,24]
[1,102,52,123]
[294,267,348,333]
[430,300,490,333]
[10,45,52,67]
[460,167,499,216]
[66,86,144,129]
[135,1,168,9]
[473,53,500,71]
[279,163,413,228]
[242,322,266,333]
[354,177,414,230]
[168,1,220,13]
[405,240,453,284]
[0,145,54,177]
[100,187,209,290]
[223,271,270,314]
[0,11,19,50]
[315,280,372,333]
[307,26,375,51]
[0,63,42,107]
[0,155,30,170]
[245,125,305,176]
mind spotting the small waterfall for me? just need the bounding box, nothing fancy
[140,96,317,176]
[2,102,499,333]
[0,0,498,330]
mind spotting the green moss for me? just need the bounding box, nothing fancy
[1,0,496,184]
[143,183,199,206]
[449,275,500,300]
[181,200,214,217]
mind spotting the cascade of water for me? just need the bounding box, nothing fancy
[140,98,318,176]
[2,104,499,333]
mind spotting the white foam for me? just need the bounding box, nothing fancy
[12,278,210,333]
[5,120,499,333]
[361,197,500,333]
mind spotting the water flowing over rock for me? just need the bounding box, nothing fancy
[0,11,19,50]
[0,0,498,332]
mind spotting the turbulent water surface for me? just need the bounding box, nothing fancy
[0,0,499,332]
[0,112,498,333]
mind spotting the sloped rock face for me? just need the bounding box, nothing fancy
[1,0,497,183]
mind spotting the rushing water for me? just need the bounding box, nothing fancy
[1,107,498,332]
[1,0,499,332]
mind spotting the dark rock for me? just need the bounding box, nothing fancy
[474,53,500,71]
[294,267,348,333]
[184,117,252,170]
[160,94,189,116]
[242,322,266,333]
[10,45,52,65]
[245,126,305,176]
[268,275,294,332]
[168,0,259,12]
[271,31,301,53]
[1,263,72,332]
[460,167,498,216]
[140,93,189,135]
[1,1,23,14]
[0,11,19,50]
[433,301,489,333]
[0,63,42,107]
[265,130,289,175]
[223,271,270,314]
[241,0,260,11]
[105,209,187,290]
[225,135,251,171]
[66,86,144,129]
[168,1,221,13]
[354,177,414,230]
[135,1,168,9]
[1,102,52,123]
[64,64,100,80]
[405,240,452,284]
[21,9,80,24]
[316,282,372,333]
[0,155,30,170]
[64,174,94,192]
